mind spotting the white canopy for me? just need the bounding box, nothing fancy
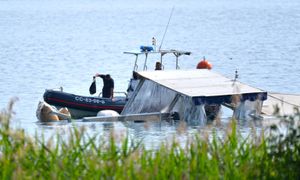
[137,69,267,105]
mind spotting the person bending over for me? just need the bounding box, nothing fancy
[94,73,114,98]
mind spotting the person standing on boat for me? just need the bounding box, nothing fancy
[94,73,114,98]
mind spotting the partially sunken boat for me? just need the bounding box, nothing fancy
[84,69,268,124]
[123,69,267,123]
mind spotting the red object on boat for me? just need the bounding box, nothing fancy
[196,57,212,70]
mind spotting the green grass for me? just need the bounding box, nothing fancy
[1,101,300,179]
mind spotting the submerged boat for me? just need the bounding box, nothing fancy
[43,89,126,118]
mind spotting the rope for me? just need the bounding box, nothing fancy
[267,93,300,108]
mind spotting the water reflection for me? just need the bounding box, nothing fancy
[33,103,268,149]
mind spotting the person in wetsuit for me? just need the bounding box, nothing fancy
[94,73,114,98]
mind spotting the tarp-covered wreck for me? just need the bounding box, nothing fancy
[121,69,268,124]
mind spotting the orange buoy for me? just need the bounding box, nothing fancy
[196,57,212,70]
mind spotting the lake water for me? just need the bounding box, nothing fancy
[0,0,299,147]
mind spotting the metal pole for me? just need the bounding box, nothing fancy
[176,55,179,69]
[133,54,138,71]
[143,53,148,71]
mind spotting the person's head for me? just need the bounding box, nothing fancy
[155,61,162,70]
[105,74,111,79]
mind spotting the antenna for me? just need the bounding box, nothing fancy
[158,7,175,51]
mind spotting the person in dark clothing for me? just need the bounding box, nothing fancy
[155,61,162,70]
[94,73,114,98]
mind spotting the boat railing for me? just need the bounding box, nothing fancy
[124,49,191,71]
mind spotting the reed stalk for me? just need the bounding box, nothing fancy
[0,100,299,179]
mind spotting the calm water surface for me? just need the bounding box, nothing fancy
[0,0,299,147]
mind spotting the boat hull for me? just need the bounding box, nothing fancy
[43,90,126,119]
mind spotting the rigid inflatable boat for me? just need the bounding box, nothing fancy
[43,89,126,119]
